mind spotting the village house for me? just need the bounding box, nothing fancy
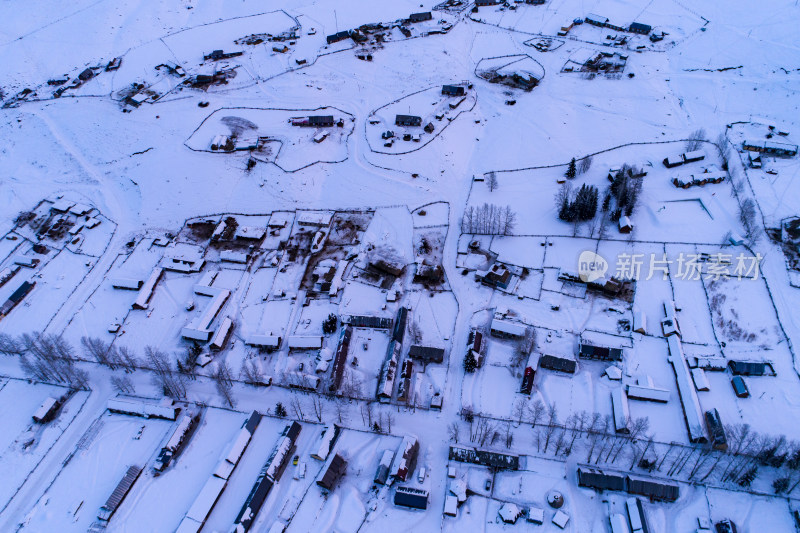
[395,114,422,127]
[409,12,432,22]
[442,85,466,97]
[742,139,798,157]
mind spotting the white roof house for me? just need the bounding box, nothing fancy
[444,495,458,517]
[553,510,570,529]
[499,503,523,524]
[490,318,527,338]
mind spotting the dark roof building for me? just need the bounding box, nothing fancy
[309,115,335,127]
[395,115,422,127]
[408,345,445,364]
[731,376,749,398]
[1,281,35,316]
[540,354,577,374]
[409,12,433,22]
[626,475,679,502]
[346,315,393,329]
[442,85,466,97]
[317,454,347,491]
[449,446,520,470]
[629,22,652,35]
[392,307,408,343]
[742,139,798,157]
[577,467,627,492]
[78,68,95,81]
[728,360,769,376]
[394,486,429,510]
[579,343,623,361]
[327,31,352,44]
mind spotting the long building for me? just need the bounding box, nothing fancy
[666,335,707,443]
[176,412,261,533]
[330,325,352,392]
[449,446,520,470]
[107,397,179,420]
[577,467,679,502]
[98,465,142,521]
[611,388,630,434]
[233,422,301,533]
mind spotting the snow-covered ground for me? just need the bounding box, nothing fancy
[1,0,800,531]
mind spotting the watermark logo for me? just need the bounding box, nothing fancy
[578,251,608,282]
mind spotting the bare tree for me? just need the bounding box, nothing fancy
[500,205,516,235]
[310,395,325,422]
[212,361,236,407]
[685,128,707,151]
[448,422,460,443]
[739,197,759,243]
[578,155,593,175]
[514,328,535,364]
[461,203,518,235]
[340,369,364,398]
[18,332,87,388]
[487,172,498,192]
[0,333,25,357]
[360,401,374,427]
[513,398,528,426]
[290,395,305,420]
[543,403,559,453]
[116,345,139,373]
[334,398,349,424]
[504,421,514,448]
[111,375,135,394]
[528,399,545,428]
[145,346,186,399]
[717,132,731,168]
[81,336,116,368]
[408,321,423,345]
[240,358,264,385]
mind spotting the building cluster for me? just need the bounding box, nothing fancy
[584,14,652,36]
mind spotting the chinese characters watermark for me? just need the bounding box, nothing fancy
[580,252,763,281]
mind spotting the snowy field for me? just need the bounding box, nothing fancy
[1,0,800,532]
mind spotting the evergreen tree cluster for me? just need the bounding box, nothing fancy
[557,184,599,222]
[608,165,643,221]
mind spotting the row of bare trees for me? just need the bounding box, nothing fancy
[457,399,800,493]
[0,332,195,400]
[461,203,517,235]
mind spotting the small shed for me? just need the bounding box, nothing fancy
[553,510,570,529]
[444,495,458,517]
[691,368,710,391]
[632,310,646,334]
[619,216,633,233]
[527,507,544,524]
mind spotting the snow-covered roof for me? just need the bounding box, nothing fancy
[553,510,570,529]
[499,503,523,523]
[490,318,527,337]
